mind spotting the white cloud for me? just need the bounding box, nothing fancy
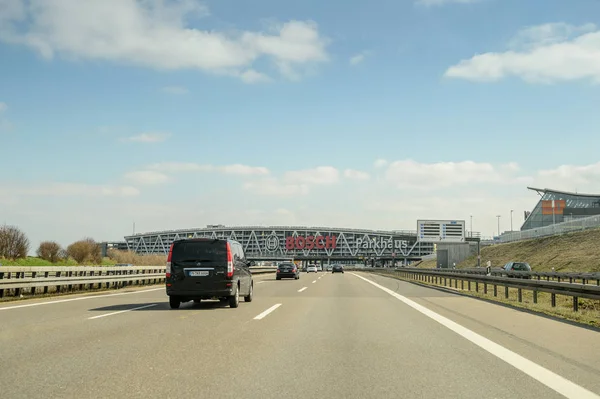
[6,182,139,197]
[384,160,530,190]
[161,86,188,95]
[350,53,365,65]
[243,178,309,197]
[148,162,213,173]
[124,170,169,185]
[240,69,272,84]
[145,162,269,177]
[284,166,339,185]
[220,164,270,176]
[344,169,370,180]
[0,102,7,113]
[9,159,600,254]
[0,0,329,83]
[374,159,388,168]
[533,162,600,192]
[445,22,600,84]
[121,132,171,143]
[415,0,482,6]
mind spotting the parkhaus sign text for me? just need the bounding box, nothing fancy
[356,238,410,250]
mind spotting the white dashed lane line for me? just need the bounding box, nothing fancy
[253,304,282,320]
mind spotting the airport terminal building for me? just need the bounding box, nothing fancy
[521,187,600,231]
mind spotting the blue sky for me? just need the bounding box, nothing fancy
[2,0,600,251]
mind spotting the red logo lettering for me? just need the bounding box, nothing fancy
[315,236,325,249]
[306,236,315,250]
[285,235,338,250]
[285,236,295,250]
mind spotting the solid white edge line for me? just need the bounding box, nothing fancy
[298,287,307,292]
[253,303,281,320]
[0,287,164,311]
[350,273,600,399]
[88,304,157,320]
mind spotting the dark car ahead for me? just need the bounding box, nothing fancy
[332,264,344,274]
[501,261,532,279]
[165,238,254,309]
[276,262,300,280]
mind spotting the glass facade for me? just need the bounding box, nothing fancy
[521,188,600,231]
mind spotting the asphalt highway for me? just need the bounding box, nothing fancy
[1,271,599,399]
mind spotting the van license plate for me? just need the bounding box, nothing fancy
[189,271,209,277]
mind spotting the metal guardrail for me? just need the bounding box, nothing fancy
[0,266,276,299]
[364,267,600,312]
[434,267,600,285]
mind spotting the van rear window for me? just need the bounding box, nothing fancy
[172,240,227,262]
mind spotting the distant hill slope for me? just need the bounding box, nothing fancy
[453,228,600,272]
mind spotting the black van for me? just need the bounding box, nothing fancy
[165,238,255,309]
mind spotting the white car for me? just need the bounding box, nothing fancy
[306,264,318,273]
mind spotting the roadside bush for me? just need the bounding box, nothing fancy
[0,225,30,259]
[108,249,166,266]
[67,238,101,264]
[36,241,63,263]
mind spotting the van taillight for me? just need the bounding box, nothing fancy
[166,243,174,278]
[226,243,234,278]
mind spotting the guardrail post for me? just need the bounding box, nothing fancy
[483,283,487,294]
[56,271,61,293]
[31,272,37,296]
[493,285,497,297]
[573,297,579,312]
[461,280,464,290]
[0,271,4,298]
[468,281,471,291]
[504,286,509,299]
[44,272,49,294]
[518,289,522,303]
[475,282,479,292]
[533,290,538,303]
[551,293,556,307]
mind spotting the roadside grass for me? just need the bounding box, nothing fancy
[0,251,165,267]
[367,270,600,328]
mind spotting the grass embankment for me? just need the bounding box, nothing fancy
[420,228,600,272]
[0,250,166,267]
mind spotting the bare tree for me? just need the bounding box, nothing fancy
[0,225,30,260]
[67,238,101,264]
[37,241,63,263]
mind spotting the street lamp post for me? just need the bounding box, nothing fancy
[496,215,501,237]
[470,215,473,238]
[510,210,513,232]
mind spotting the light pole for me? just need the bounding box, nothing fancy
[510,210,513,232]
[496,215,501,237]
[470,215,473,238]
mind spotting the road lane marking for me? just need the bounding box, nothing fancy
[0,287,164,311]
[254,304,281,320]
[312,280,317,283]
[88,304,157,320]
[351,273,600,399]
[298,287,307,292]
[256,281,267,284]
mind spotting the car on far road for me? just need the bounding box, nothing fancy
[165,238,254,309]
[326,264,333,272]
[306,264,318,273]
[332,264,344,274]
[500,261,532,279]
[276,262,300,280]
[317,265,323,271]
